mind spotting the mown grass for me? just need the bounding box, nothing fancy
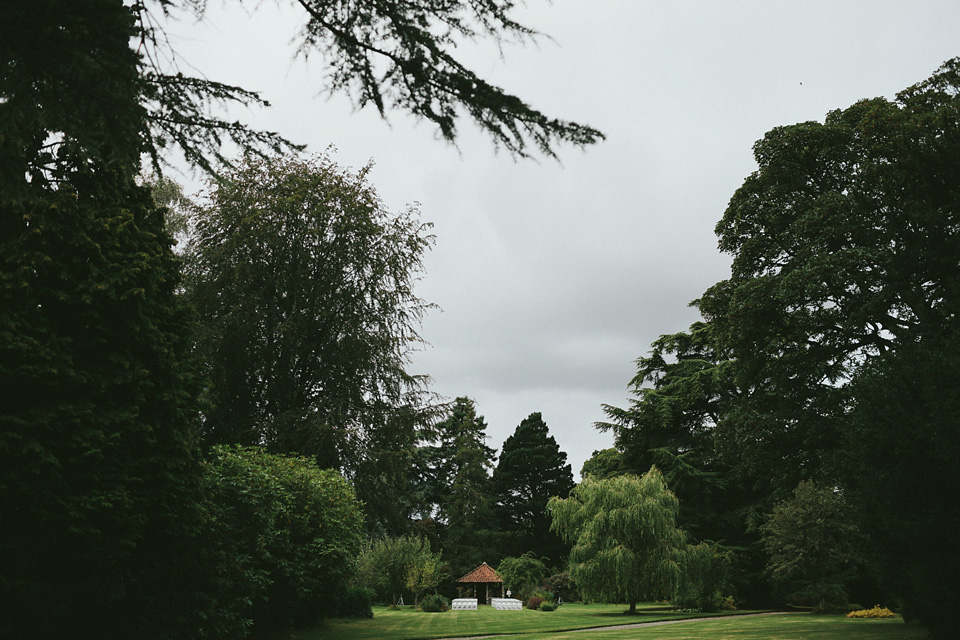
[303,604,927,640]
[304,603,740,640]
[296,603,924,640]
[522,613,929,640]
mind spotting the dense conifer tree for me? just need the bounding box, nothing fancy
[492,412,574,564]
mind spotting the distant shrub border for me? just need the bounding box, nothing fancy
[847,605,896,618]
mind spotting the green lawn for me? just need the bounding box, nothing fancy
[301,604,924,640]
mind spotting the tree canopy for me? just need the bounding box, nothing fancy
[698,59,960,491]
[548,468,687,613]
[183,153,434,530]
[2,6,205,637]
[760,480,862,611]
[589,59,960,624]
[356,535,442,607]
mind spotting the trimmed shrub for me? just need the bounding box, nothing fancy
[527,596,544,610]
[539,601,556,612]
[420,594,448,612]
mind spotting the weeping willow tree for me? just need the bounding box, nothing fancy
[548,468,687,613]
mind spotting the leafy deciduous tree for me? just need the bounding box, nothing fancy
[760,480,861,611]
[580,448,627,480]
[198,446,365,637]
[184,153,434,531]
[548,468,687,613]
[357,535,442,607]
[697,59,960,493]
[690,58,960,630]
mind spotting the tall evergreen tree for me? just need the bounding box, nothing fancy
[491,412,574,564]
[417,397,498,578]
[1,4,202,638]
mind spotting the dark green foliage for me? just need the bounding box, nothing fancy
[690,58,960,630]
[416,398,499,579]
[760,481,862,612]
[2,4,206,637]
[497,553,550,603]
[256,0,603,159]
[143,0,602,171]
[331,587,375,620]
[1,0,145,180]
[491,412,575,564]
[184,154,434,532]
[527,595,545,610]
[1,6,203,629]
[419,593,449,612]
[356,535,443,606]
[196,446,365,638]
[674,542,734,612]
[580,448,627,480]
[599,323,754,543]
[845,334,960,638]
[0,171,203,639]
[597,323,763,604]
[698,59,960,493]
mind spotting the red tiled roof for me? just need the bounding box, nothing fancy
[457,562,502,583]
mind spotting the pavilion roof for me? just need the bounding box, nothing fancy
[457,562,502,584]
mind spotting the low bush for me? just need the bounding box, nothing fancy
[527,596,544,610]
[539,601,556,612]
[847,605,896,618]
[332,586,374,619]
[420,594,448,612]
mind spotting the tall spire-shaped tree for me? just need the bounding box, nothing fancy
[417,397,498,578]
[492,412,574,564]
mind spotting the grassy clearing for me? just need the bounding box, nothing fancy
[303,605,927,640]
[305,603,764,640]
[521,613,928,640]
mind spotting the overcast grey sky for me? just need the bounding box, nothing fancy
[167,1,960,478]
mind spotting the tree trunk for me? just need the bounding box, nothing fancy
[628,600,637,614]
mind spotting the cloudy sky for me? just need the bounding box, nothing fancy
[166,1,960,477]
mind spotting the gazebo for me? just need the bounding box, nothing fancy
[457,562,503,605]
